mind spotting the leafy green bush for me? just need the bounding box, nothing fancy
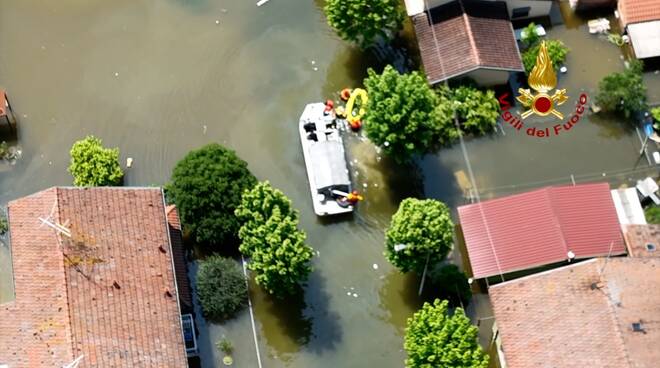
[522,40,569,74]
[385,198,454,273]
[0,212,7,235]
[428,264,472,307]
[216,337,234,355]
[68,136,123,186]
[236,181,313,297]
[197,256,247,321]
[169,143,256,246]
[651,107,660,124]
[364,65,457,162]
[405,299,488,368]
[596,60,647,119]
[439,85,500,136]
[645,206,660,224]
[521,22,540,47]
[324,0,405,48]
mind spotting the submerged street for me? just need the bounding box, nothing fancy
[0,1,658,367]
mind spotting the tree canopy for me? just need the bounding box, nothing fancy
[404,299,488,368]
[235,181,314,297]
[522,39,569,74]
[521,22,540,47]
[196,255,248,321]
[364,65,457,162]
[385,198,454,273]
[324,0,405,48]
[439,85,500,136]
[169,143,257,247]
[596,60,647,119]
[68,136,123,187]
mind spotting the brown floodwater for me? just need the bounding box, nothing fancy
[0,1,658,367]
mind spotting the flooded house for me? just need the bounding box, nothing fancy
[617,0,660,60]
[0,187,194,367]
[457,183,627,283]
[489,252,660,368]
[404,0,552,85]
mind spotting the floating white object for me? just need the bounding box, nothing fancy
[126,157,133,168]
[653,151,660,164]
[256,0,271,6]
[372,263,378,270]
[560,66,568,73]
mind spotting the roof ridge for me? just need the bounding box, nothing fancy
[462,13,480,66]
[55,187,78,363]
[546,187,571,257]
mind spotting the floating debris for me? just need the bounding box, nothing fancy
[114,72,119,77]
[352,293,358,298]
[215,20,220,24]
[126,158,133,168]
[372,263,378,270]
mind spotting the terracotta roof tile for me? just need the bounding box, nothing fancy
[622,224,660,258]
[490,257,660,368]
[412,1,523,84]
[618,0,660,26]
[0,187,188,367]
[458,183,626,278]
[166,205,193,314]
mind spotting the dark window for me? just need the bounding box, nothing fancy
[512,7,531,19]
[646,243,656,251]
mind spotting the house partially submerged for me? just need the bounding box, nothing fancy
[617,0,660,59]
[406,0,532,85]
[490,254,660,367]
[458,183,626,281]
[0,187,193,367]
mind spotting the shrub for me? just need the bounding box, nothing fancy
[521,22,540,47]
[645,206,660,224]
[364,65,457,162]
[324,0,405,48]
[216,337,234,355]
[651,107,660,124]
[169,143,256,246]
[522,39,569,74]
[404,299,488,368]
[68,136,123,186]
[236,182,314,297]
[0,212,7,235]
[439,85,500,136]
[385,198,454,273]
[596,60,647,119]
[196,256,247,321]
[428,264,472,307]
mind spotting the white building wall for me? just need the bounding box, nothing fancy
[464,68,513,86]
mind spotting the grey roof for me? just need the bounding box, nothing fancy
[308,141,350,191]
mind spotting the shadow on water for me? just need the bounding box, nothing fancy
[589,111,636,139]
[253,269,341,361]
[322,46,377,99]
[377,270,423,335]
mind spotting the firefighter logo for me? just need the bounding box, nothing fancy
[516,41,568,120]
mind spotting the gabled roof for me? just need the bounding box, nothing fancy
[490,257,660,368]
[412,1,523,84]
[0,187,188,367]
[458,183,625,279]
[618,0,660,26]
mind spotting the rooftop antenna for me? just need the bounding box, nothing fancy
[62,355,84,368]
[38,200,71,238]
[598,241,615,278]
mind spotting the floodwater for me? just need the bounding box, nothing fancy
[0,1,658,367]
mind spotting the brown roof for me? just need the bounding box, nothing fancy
[618,0,660,26]
[412,1,523,84]
[490,257,660,368]
[622,224,660,258]
[166,205,193,314]
[0,187,188,368]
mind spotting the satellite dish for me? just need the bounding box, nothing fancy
[567,250,576,260]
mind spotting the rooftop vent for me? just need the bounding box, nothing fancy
[646,243,656,252]
[632,322,645,333]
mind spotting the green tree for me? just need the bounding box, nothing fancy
[650,107,660,124]
[405,299,488,368]
[521,22,540,47]
[169,143,257,246]
[596,60,647,119]
[236,182,314,297]
[439,85,500,136]
[196,256,248,321]
[428,264,472,308]
[68,136,123,186]
[385,198,454,273]
[324,0,405,48]
[522,39,569,74]
[364,65,457,162]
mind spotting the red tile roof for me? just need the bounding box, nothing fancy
[166,205,193,313]
[618,0,660,26]
[412,1,523,84]
[490,257,660,368]
[458,183,625,278]
[622,224,660,258]
[0,187,188,367]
